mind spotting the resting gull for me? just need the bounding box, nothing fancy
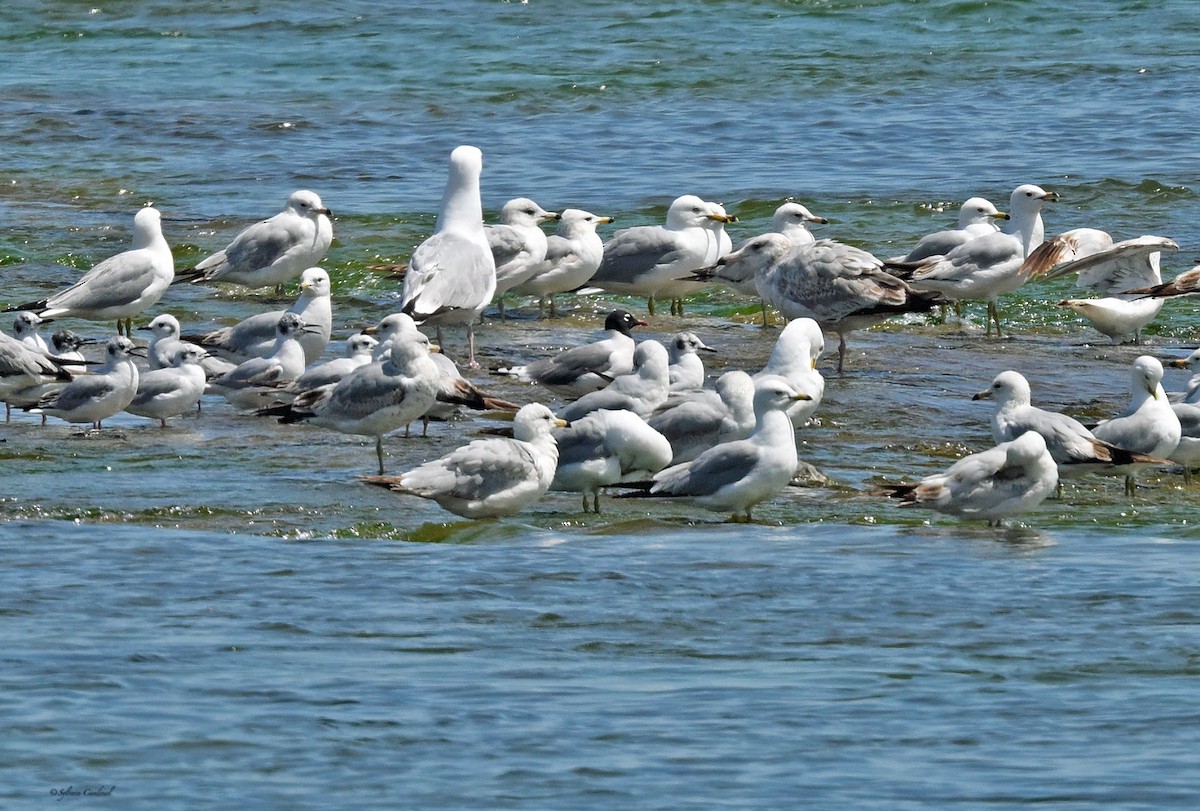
[620,376,811,521]
[360,402,566,519]
[551,408,673,513]
[588,194,735,316]
[486,197,559,317]
[493,309,646,397]
[177,190,332,289]
[879,431,1058,526]
[511,209,614,317]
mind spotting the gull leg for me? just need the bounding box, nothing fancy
[837,332,847,375]
[647,296,656,316]
[376,436,386,475]
[466,322,480,370]
[1124,475,1136,497]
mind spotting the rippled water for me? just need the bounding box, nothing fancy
[3,1,1200,807]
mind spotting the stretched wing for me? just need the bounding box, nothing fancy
[1040,235,1177,293]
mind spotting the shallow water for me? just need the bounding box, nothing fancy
[3,0,1200,807]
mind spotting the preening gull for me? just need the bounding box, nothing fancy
[178,190,332,289]
[588,195,735,316]
[1091,355,1180,495]
[551,408,673,513]
[879,431,1058,525]
[511,209,614,317]
[1035,235,1178,343]
[753,317,825,427]
[400,145,495,369]
[361,402,566,519]
[9,207,173,337]
[493,309,646,397]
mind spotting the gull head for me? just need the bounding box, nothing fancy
[973,370,1032,407]
[288,189,332,218]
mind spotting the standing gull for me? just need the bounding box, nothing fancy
[260,327,440,474]
[972,370,1167,478]
[587,195,735,316]
[177,190,333,289]
[1091,355,1180,495]
[9,207,173,337]
[698,233,938,373]
[400,145,495,369]
[28,336,141,429]
[888,197,1009,263]
[511,209,614,317]
[705,201,827,326]
[493,309,646,397]
[183,266,332,364]
[361,402,566,519]
[620,377,811,521]
[125,344,207,428]
[891,184,1058,336]
[562,340,671,422]
[878,431,1058,526]
[486,197,559,317]
[207,313,315,410]
[551,408,673,513]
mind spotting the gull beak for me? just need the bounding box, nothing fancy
[994,211,1011,220]
[543,211,561,222]
[301,281,313,291]
[1042,191,1060,202]
[318,207,333,216]
[707,212,738,224]
[1169,358,1191,368]
[428,344,442,354]
[972,389,993,401]
[698,344,717,354]
[791,392,813,402]
[362,325,378,335]
[598,216,616,224]
[809,215,830,224]
[554,418,569,428]
[129,346,149,358]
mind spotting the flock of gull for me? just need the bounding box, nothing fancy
[3,143,1200,526]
